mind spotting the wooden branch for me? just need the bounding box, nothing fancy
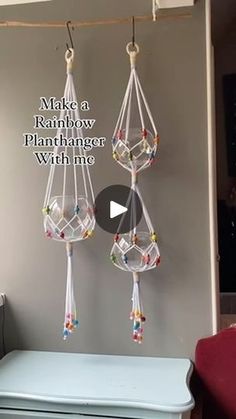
[0,13,191,29]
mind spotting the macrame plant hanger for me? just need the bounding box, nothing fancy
[110,21,160,344]
[42,28,95,340]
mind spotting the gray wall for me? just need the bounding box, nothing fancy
[0,0,213,359]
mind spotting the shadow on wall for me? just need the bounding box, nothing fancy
[0,297,25,357]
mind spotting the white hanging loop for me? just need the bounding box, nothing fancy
[65,48,75,74]
[126,42,140,69]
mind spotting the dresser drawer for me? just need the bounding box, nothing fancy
[0,412,187,419]
[0,412,186,419]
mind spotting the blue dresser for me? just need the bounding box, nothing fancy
[0,351,194,419]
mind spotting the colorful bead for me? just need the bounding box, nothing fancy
[128,151,133,161]
[74,205,80,215]
[132,234,138,244]
[46,230,52,238]
[117,130,122,140]
[72,319,79,326]
[114,233,119,242]
[42,205,51,215]
[112,137,117,145]
[123,255,128,264]
[110,253,116,263]
[143,254,150,264]
[151,232,157,242]
[156,256,161,266]
[113,151,118,161]
[141,316,146,322]
[60,232,65,239]
[142,128,147,138]
[83,230,88,238]
[133,321,141,330]
[154,134,160,145]
[149,151,156,165]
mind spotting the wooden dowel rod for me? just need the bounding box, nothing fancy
[0,13,191,28]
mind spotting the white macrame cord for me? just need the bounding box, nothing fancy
[43,48,95,340]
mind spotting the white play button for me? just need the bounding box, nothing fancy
[110,200,128,219]
[95,185,143,233]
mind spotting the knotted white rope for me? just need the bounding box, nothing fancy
[112,42,158,174]
[110,41,160,343]
[42,48,95,340]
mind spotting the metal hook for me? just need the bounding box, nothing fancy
[132,16,135,47]
[66,20,74,51]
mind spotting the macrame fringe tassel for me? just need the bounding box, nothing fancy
[130,272,146,344]
[63,242,79,340]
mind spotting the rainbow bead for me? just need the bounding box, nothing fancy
[142,128,147,138]
[130,311,134,320]
[143,254,150,264]
[110,254,116,263]
[156,256,161,266]
[114,233,119,242]
[42,205,50,215]
[63,329,69,338]
[123,255,128,264]
[151,232,157,242]
[117,130,123,140]
[154,135,160,145]
[74,205,80,215]
[133,321,141,330]
[137,336,143,344]
[87,230,94,238]
[113,151,118,161]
